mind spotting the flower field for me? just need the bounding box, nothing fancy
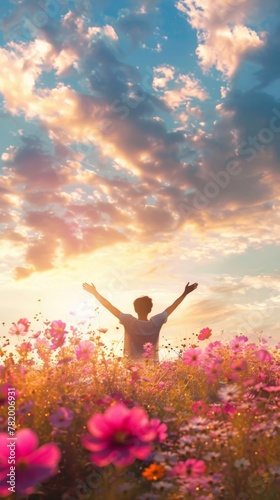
[0,319,279,499]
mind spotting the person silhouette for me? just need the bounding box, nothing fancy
[82,282,198,361]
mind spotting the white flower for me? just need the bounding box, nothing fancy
[234,458,250,469]
[218,384,240,402]
[8,323,27,336]
[268,465,280,477]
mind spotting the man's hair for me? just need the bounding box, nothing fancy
[133,296,153,315]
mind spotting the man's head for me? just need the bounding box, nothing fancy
[133,296,153,316]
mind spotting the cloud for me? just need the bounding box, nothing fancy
[176,0,264,77]
[0,0,280,283]
[152,65,175,89]
[164,74,209,107]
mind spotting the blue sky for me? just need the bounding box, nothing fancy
[0,0,279,353]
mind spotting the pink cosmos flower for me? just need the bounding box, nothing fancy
[75,340,95,361]
[17,318,30,332]
[0,428,61,496]
[255,349,272,363]
[8,323,27,336]
[50,320,68,336]
[50,333,66,350]
[191,400,209,415]
[81,403,159,467]
[204,360,222,379]
[230,336,247,352]
[183,347,203,366]
[49,407,74,428]
[198,327,212,341]
[148,418,168,442]
[169,459,206,478]
[142,342,154,358]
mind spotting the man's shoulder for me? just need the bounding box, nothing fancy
[151,311,168,322]
[119,313,137,323]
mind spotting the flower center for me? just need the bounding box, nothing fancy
[114,431,129,444]
[17,460,28,471]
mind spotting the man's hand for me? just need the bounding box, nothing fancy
[82,282,97,295]
[184,282,198,295]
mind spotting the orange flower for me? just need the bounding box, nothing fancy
[142,463,166,481]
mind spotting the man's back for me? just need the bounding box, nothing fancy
[119,311,168,360]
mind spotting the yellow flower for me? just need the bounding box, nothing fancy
[142,463,166,481]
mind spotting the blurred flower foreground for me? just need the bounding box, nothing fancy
[0,319,279,499]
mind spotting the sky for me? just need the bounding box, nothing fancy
[0,0,280,357]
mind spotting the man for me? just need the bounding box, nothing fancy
[82,282,198,361]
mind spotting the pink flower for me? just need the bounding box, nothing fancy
[204,360,222,379]
[75,340,95,361]
[32,331,41,339]
[81,403,158,467]
[16,342,32,357]
[50,333,66,350]
[148,419,168,442]
[255,349,272,363]
[50,320,68,336]
[198,327,212,341]
[8,323,27,336]
[230,336,247,352]
[142,342,154,358]
[231,358,247,372]
[0,429,61,496]
[143,342,154,352]
[191,400,209,415]
[183,347,203,366]
[49,407,74,428]
[97,328,108,334]
[222,402,237,415]
[170,459,206,478]
[17,318,30,332]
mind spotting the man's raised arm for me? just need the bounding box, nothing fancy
[82,283,121,319]
[164,282,198,317]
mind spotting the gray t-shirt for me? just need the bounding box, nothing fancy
[119,311,168,360]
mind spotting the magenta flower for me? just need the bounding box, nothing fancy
[0,428,61,496]
[191,400,209,415]
[183,347,203,366]
[81,403,158,467]
[198,327,212,341]
[148,418,168,442]
[49,407,74,428]
[75,340,95,361]
[255,349,272,363]
[170,459,206,478]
